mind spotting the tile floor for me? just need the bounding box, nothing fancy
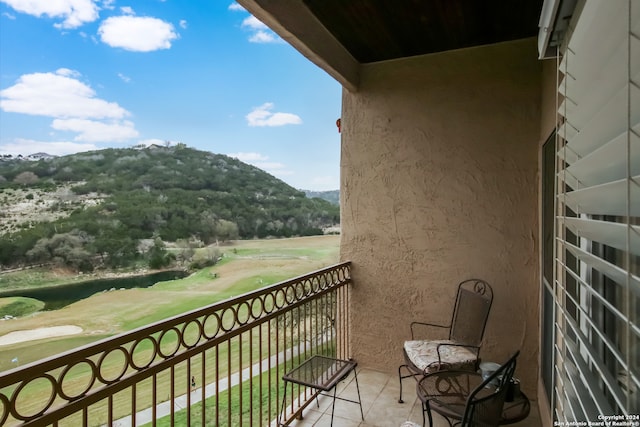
[285,367,542,427]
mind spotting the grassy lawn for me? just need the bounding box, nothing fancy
[0,235,340,371]
[150,356,300,427]
[0,297,44,318]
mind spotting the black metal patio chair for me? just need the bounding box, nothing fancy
[398,278,493,403]
[416,350,520,427]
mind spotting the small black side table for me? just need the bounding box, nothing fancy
[280,355,364,426]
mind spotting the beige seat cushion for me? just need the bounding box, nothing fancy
[403,339,477,374]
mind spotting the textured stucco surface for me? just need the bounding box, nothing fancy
[339,38,541,394]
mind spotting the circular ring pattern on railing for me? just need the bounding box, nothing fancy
[295,281,307,299]
[311,277,320,292]
[202,313,221,339]
[285,284,296,304]
[97,346,129,384]
[130,337,158,370]
[316,277,326,292]
[263,292,275,314]
[236,300,251,325]
[158,327,181,358]
[58,359,97,401]
[250,295,264,319]
[10,374,57,421]
[220,307,237,332]
[330,271,338,284]
[0,393,10,426]
[181,319,203,348]
[274,288,286,309]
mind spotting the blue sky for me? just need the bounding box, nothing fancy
[0,0,342,191]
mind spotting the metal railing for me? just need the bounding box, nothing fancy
[0,262,352,426]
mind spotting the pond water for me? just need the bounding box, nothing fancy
[0,270,188,311]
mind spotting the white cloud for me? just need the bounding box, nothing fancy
[0,69,139,145]
[258,162,293,178]
[179,19,187,29]
[249,30,278,44]
[120,6,135,15]
[52,118,139,142]
[228,2,246,12]
[228,152,269,162]
[137,138,168,147]
[0,69,129,119]
[240,15,280,44]
[246,103,302,127]
[0,0,99,29]
[56,68,81,78]
[117,73,131,83]
[228,152,293,177]
[2,12,16,19]
[101,0,115,10]
[0,139,98,156]
[98,15,178,52]
[256,161,286,170]
[241,15,267,30]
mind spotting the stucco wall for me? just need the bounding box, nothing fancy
[339,38,541,393]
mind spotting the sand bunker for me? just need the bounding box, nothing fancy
[0,325,83,346]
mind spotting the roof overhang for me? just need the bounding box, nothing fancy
[237,0,545,91]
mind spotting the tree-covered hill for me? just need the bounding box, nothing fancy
[0,145,339,271]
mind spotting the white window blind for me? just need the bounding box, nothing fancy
[555,0,639,419]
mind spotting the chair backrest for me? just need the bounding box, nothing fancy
[461,351,519,427]
[449,279,493,346]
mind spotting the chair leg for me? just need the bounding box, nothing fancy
[398,364,409,403]
[422,401,433,427]
[398,364,422,403]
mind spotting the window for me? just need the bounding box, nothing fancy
[552,0,639,418]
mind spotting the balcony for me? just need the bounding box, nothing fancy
[0,262,540,426]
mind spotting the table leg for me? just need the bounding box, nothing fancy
[330,386,337,427]
[279,381,287,426]
[353,369,364,420]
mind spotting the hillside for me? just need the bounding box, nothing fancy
[304,190,339,205]
[0,145,339,270]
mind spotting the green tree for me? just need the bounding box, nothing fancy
[214,219,239,243]
[147,237,174,269]
[27,230,95,271]
[14,171,38,185]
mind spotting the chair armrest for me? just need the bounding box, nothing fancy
[410,321,450,340]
